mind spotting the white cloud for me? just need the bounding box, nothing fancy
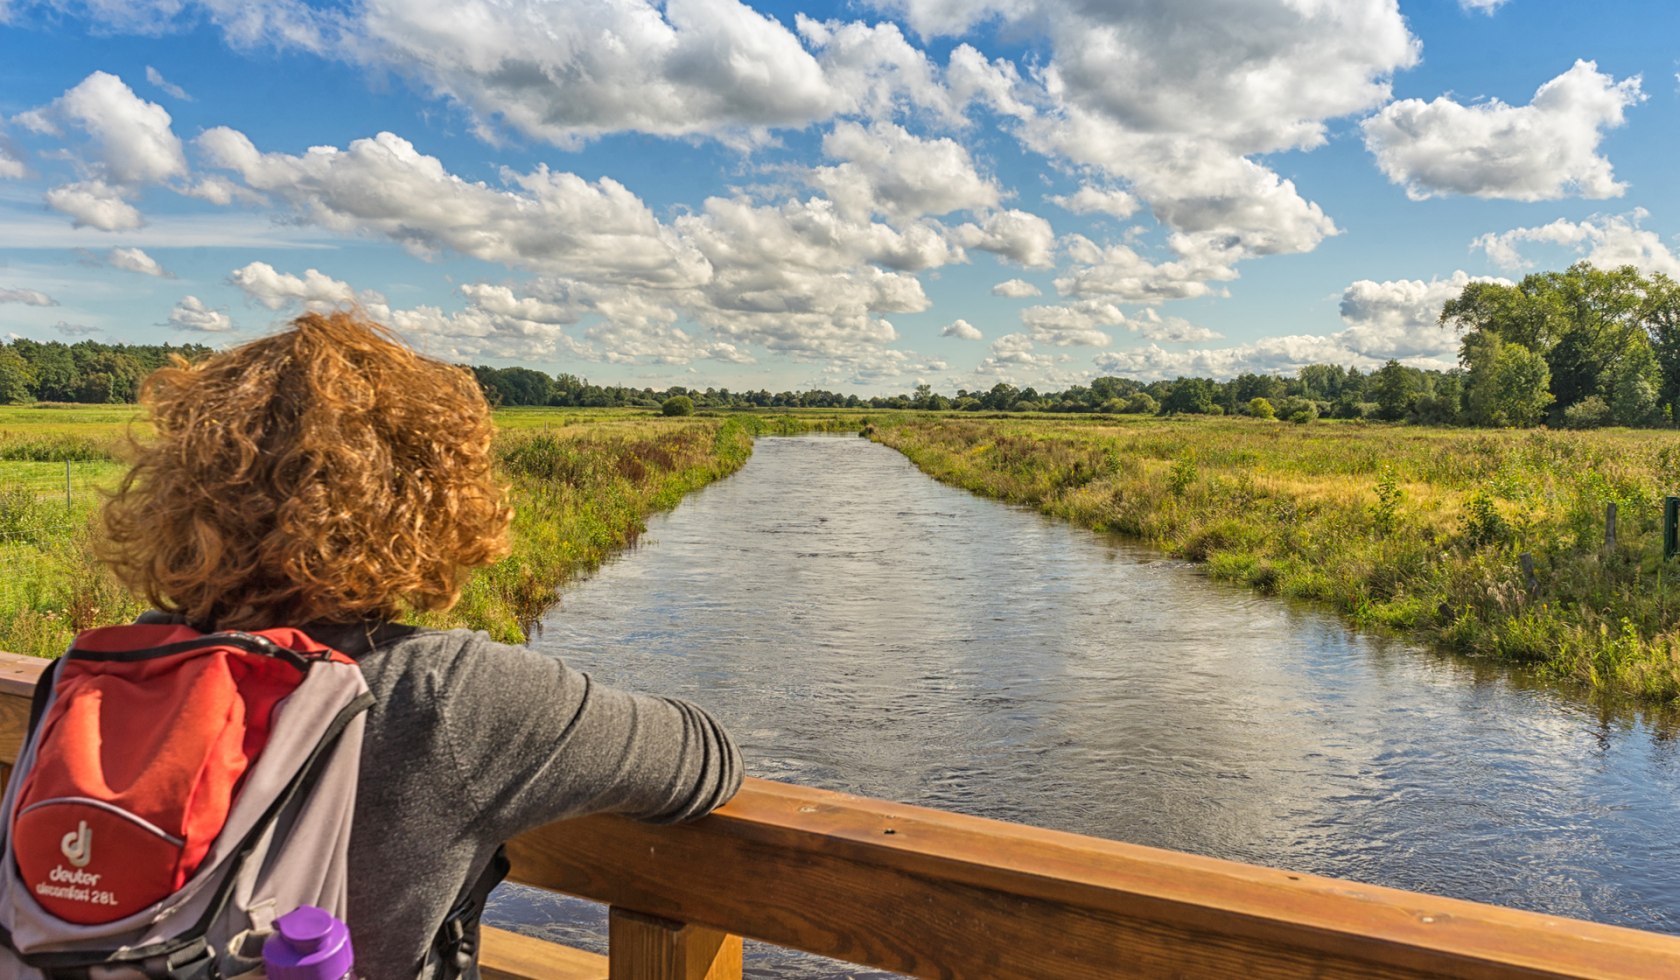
[1019,300,1122,347]
[0,287,57,306]
[1460,0,1508,12]
[168,294,232,332]
[1362,60,1643,201]
[105,246,170,277]
[991,278,1041,298]
[1130,308,1222,344]
[1471,210,1680,277]
[950,209,1056,268]
[38,71,188,185]
[940,318,982,340]
[974,332,1071,381]
[356,0,837,147]
[1048,186,1138,220]
[229,261,375,310]
[810,120,998,220]
[1055,234,1232,304]
[795,15,957,124]
[1336,271,1503,360]
[145,65,191,100]
[45,180,144,230]
[51,320,100,337]
[879,0,1412,298]
[198,128,710,287]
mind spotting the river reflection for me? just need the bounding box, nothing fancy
[485,434,1680,976]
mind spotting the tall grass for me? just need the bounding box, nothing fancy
[872,416,1680,702]
[0,408,845,656]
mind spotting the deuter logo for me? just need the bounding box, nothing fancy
[60,820,90,868]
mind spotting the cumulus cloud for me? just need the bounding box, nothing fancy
[1048,186,1138,220]
[1019,300,1121,347]
[1471,210,1680,277]
[352,0,909,147]
[168,295,232,332]
[45,180,143,230]
[198,128,710,286]
[51,320,100,337]
[1130,308,1222,344]
[105,246,170,277]
[0,287,56,306]
[878,0,1412,299]
[950,209,1056,268]
[145,65,191,100]
[810,120,998,220]
[1362,60,1643,201]
[35,71,187,185]
[991,278,1041,298]
[1055,234,1231,304]
[1337,270,1503,360]
[229,261,374,310]
[941,318,982,340]
[974,332,1070,380]
[1460,0,1508,12]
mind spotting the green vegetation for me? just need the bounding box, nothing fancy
[871,415,1680,702]
[0,406,852,657]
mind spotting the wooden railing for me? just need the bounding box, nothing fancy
[2,650,1678,979]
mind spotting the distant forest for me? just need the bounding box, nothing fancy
[5,264,1678,429]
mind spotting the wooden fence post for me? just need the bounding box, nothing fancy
[608,908,741,980]
[1520,553,1538,594]
[1605,502,1618,549]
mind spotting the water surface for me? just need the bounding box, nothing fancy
[487,435,1680,976]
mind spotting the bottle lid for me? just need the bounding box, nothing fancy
[263,905,354,980]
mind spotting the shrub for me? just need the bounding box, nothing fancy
[661,395,695,417]
[1562,396,1611,429]
[1123,393,1159,415]
[1247,397,1276,420]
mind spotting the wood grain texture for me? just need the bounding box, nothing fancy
[479,926,608,980]
[507,778,1680,980]
[608,909,742,980]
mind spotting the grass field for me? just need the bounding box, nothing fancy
[871,415,1680,702]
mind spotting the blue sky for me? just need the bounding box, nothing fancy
[1,0,1677,394]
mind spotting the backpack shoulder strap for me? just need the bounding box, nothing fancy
[25,655,63,742]
[433,845,510,979]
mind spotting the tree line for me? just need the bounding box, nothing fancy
[4,264,1676,429]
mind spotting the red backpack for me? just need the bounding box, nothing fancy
[0,624,372,978]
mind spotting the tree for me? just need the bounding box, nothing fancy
[0,349,35,404]
[1370,360,1417,421]
[1160,377,1215,415]
[1247,396,1276,420]
[1463,335,1552,427]
[661,395,695,417]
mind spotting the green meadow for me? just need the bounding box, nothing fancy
[871,415,1680,701]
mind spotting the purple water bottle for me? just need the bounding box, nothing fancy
[262,905,355,980]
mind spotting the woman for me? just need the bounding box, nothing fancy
[96,311,742,977]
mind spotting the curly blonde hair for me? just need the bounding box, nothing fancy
[99,311,511,630]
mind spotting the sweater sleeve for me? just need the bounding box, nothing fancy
[429,630,743,840]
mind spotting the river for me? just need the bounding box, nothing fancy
[485,434,1680,977]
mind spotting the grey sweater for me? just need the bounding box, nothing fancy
[288,621,741,978]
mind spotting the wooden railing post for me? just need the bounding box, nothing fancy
[608,908,742,980]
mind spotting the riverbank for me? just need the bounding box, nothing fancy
[0,407,853,656]
[870,416,1680,702]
